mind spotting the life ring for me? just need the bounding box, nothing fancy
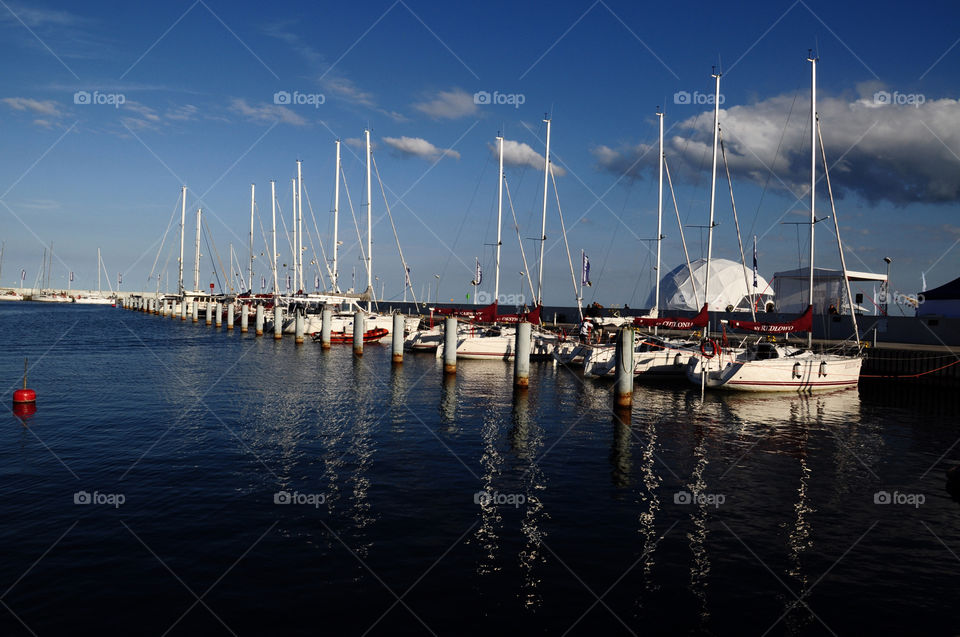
[700,339,720,359]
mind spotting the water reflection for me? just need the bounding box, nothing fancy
[475,393,505,576]
[510,389,549,609]
[637,410,662,592]
[440,373,457,430]
[610,409,632,488]
[688,420,711,627]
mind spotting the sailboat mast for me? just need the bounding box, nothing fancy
[296,159,303,293]
[291,178,297,291]
[97,247,102,295]
[178,185,186,296]
[365,129,373,311]
[271,180,278,296]
[249,183,255,294]
[333,139,341,292]
[494,135,504,304]
[808,53,817,349]
[704,70,721,315]
[193,209,202,292]
[655,110,664,318]
[537,116,551,307]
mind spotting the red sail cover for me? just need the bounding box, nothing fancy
[633,304,709,330]
[727,305,812,334]
[496,305,541,325]
[433,302,541,325]
[433,302,497,322]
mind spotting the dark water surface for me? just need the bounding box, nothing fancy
[1,304,958,636]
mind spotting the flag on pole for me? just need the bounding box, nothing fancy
[286,274,291,291]
[921,271,927,292]
[581,252,591,287]
[69,271,74,282]
[752,235,758,289]
[472,258,482,286]
[405,266,412,288]
[118,273,122,285]
[314,274,320,290]
[21,269,25,282]
[260,276,265,291]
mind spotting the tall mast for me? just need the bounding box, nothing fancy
[704,70,721,315]
[296,159,303,293]
[178,185,186,296]
[193,208,201,292]
[97,247,102,295]
[333,139,341,292]
[271,180,278,296]
[291,178,297,292]
[494,135,504,304]
[365,128,373,311]
[537,116,551,307]
[655,109,664,319]
[249,183,255,293]
[807,52,817,349]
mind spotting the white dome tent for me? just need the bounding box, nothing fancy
[645,258,773,312]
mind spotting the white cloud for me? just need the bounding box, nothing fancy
[383,136,460,160]
[229,98,307,126]
[595,89,960,205]
[413,88,478,119]
[2,97,62,117]
[488,139,566,176]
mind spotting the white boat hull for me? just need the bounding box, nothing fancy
[687,351,862,392]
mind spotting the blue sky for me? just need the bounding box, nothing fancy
[1,0,959,312]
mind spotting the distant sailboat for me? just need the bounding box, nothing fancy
[75,248,114,305]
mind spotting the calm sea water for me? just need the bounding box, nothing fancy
[1,303,958,636]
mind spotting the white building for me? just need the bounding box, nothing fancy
[772,267,886,314]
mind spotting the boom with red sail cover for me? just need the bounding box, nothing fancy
[633,304,709,330]
[727,305,812,334]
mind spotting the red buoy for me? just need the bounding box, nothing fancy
[13,357,36,406]
[13,388,36,404]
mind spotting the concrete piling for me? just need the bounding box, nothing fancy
[353,311,364,356]
[614,327,635,409]
[214,302,222,328]
[295,310,304,345]
[443,317,457,375]
[240,304,249,333]
[180,299,187,321]
[392,313,404,364]
[273,305,283,340]
[255,305,264,336]
[514,321,531,388]
[320,307,331,350]
[205,301,212,326]
[191,301,198,323]
[226,303,234,331]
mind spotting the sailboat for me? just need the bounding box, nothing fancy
[584,109,709,378]
[687,54,863,392]
[75,248,114,305]
[434,126,558,361]
[34,243,72,303]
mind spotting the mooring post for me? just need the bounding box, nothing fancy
[614,326,635,409]
[443,316,457,375]
[392,313,404,364]
[255,304,264,336]
[226,303,234,331]
[515,321,531,388]
[353,311,365,356]
[215,302,222,328]
[321,307,332,350]
[273,305,283,340]
[295,309,305,345]
[191,301,198,323]
[205,301,212,326]
[240,304,249,333]
[180,298,187,321]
